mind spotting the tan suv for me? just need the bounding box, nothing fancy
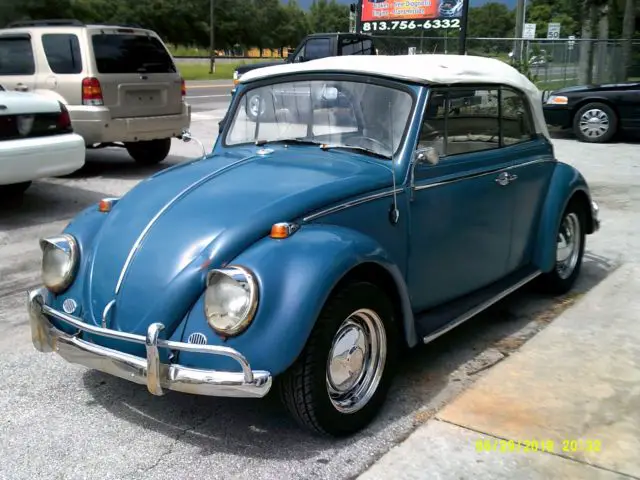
[0,19,191,165]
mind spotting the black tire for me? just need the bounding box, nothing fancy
[0,181,31,197]
[572,102,618,143]
[125,138,172,165]
[278,281,399,437]
[536,199,587,294]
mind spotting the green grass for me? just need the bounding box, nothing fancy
[177,63,239,80]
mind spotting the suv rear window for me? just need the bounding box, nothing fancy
[91,33,176,74]
[0,36,35,75]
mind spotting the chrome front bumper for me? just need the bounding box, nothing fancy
[28,288,272,398]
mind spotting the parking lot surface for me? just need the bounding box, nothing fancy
[1,102,638,479]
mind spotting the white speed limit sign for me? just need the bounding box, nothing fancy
[547,23,561,39]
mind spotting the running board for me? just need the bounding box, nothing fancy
[416,268,541,345]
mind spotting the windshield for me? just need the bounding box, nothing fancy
[224,79,414,159]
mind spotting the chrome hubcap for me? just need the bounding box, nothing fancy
[579,109,609,138]
[326,308,387,414]
[556,212,581,279]
[248,95,264,117]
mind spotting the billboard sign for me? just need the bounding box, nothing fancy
[360,0,464,33]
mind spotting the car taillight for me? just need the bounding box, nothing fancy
[57,102,72,131]
[181,78,186,97]
[81,77,104,106]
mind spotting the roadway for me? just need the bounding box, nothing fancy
[185,80,233,117]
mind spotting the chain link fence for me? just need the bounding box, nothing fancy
[370,34,640,90]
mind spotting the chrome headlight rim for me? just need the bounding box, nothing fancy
[204,265,259,337]
[39,233,79,294]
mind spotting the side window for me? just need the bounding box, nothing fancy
[501,87,535,144]
[340,37,364,55]
[418,87,500,157]
[0,36,35,75]
[362,39,375,55]
[305,38,331,61]
[42,34,82,74]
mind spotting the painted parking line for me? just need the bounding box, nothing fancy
[187,84,233,89]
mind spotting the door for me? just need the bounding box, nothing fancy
[0,33,38,92]
[87,29,183,119]
[500,86,556,271]
[615,84,640,130]
[407,87,515,314]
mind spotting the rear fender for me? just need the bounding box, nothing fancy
[533,161,597,272]
[176,224,416,376]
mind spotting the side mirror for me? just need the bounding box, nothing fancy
[178,128,207,158]
[178,129,193,142]
[415,146,440,166]
[295,55,304,63]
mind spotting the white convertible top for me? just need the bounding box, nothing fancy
[239,54,550,139]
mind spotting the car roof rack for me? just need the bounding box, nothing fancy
[91,23,145,29]
[6,19,85,28]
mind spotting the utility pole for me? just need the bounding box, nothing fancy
[209,0,216,74]
[513,0,525,61]
[457,0,471,54]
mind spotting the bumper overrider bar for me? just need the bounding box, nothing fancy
[27,288,272,398]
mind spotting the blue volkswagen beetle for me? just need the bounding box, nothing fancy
[28,54,600,437]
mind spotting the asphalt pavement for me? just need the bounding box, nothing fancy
[0,90,638,479]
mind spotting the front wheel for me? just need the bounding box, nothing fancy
[536,200,586,294]
[125,138,172,165]
[278,281,398,437]
[573,102,618,143]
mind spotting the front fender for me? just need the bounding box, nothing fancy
[176,224,415,376]
[533,161,595,272]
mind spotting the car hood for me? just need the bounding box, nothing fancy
[83,146,393,336]
[236,60,287,76]
[550,82,640,94]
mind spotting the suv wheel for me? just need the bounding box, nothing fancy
[125,138,172,165]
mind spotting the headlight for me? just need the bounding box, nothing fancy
[39,234,79,293]
[546,95,568,105]
[233,70,241,86]
[204,266,258,336]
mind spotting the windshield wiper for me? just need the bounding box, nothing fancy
[255,138,322,146]
[320,144,391,160]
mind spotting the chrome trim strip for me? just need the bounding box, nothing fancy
[114,154,259,295]
[302,188,403,223]
[28,288,271,398]
[101,299,115,328]
[422,270,541,344]
[414,158,553,192]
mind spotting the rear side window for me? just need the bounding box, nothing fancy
[42,34,82,74]
[91,34,177,74]
[0,36,35,75]
[340,37,375,55]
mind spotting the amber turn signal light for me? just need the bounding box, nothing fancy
[270,222,300,239]
[98,198,119,213]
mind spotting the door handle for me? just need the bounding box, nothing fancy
[14,83,29,92]
[495,171,510,186]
